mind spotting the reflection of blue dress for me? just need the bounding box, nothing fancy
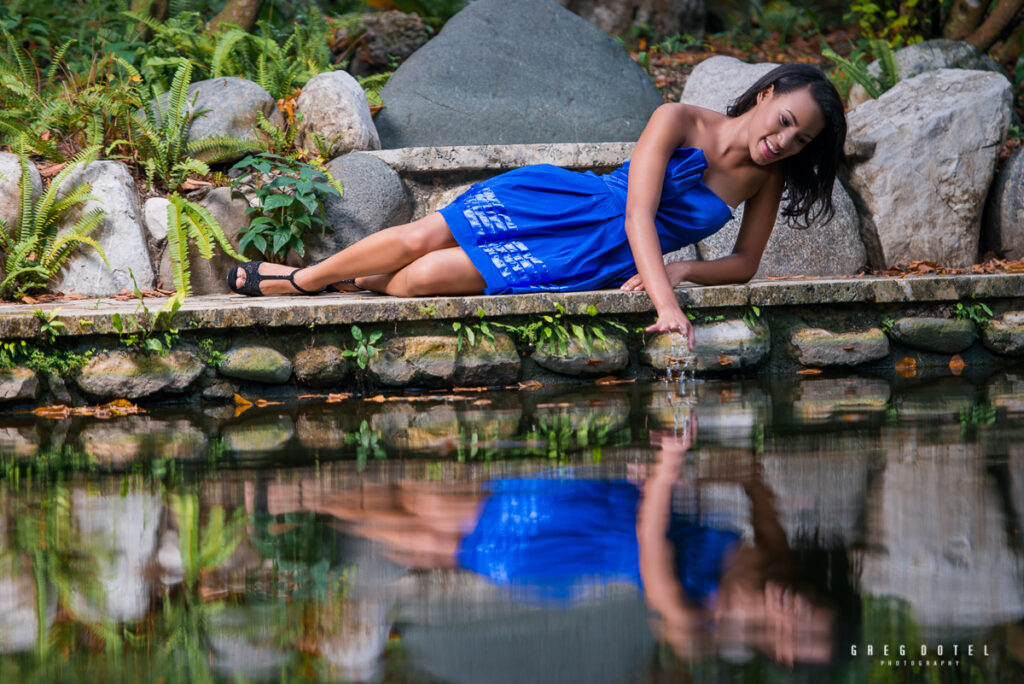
[440,148,733,295]
[456,478,740,604]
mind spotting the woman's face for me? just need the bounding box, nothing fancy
[749,85,826,166]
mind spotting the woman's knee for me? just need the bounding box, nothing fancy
[401,213,456,256]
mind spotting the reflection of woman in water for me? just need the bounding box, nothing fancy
[273,417,845,666]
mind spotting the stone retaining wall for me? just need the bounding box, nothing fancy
[1,273,1023,407]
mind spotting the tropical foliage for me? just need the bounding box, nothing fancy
[0,144,106,299]
[164,193,245,296]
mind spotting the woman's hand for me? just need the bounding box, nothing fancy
[644,305,695,351]
[620,261,687,292]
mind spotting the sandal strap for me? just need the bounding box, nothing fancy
[288,269,322,295]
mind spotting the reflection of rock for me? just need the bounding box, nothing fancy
[646,381,770,448]
[790,326,888,367]
[893,377,976,421]
[208,604,290,681]
[372,403,459,451]
[320,598,391,682]
[222,416,295,453]
[0,425,39,457]
[296,412,347,449]
[763,452,869,546]
[792,377,890,422]
[70,492,162,623]
[531,335,628,377]
[985,371,1024,413]
[0,573,42,653]
[859,445,1024,631]
[79,417,207,462]
[532,394,631,452]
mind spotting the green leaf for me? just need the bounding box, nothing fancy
[261,193,294,212]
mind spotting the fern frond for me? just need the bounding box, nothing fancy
[186,134,265,162]
[43,39,76,83]
[41,210,107,272]
[165,198,192,295]
[212,29,250,78]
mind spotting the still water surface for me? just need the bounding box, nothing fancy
[1,370,1024,683]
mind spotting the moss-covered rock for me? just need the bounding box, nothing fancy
[220,346,292,384]
[642,319,770,373]
[981,311,1024,356]
[369,335,457,387]
[294,345,349,387]
[0,366,39,403]
[454,332,521,386]
[790,327,889,367]
[888,317,975,353]
[74,350,203,399]
[530,334,628,376]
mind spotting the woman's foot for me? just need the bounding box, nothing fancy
[229,262,363,296]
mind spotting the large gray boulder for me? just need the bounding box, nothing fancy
[0,152,41,231]
[307,152,411,260]
[554,0,705,38]
[983,147,1024,260]
[295,70,380,159]
[52,161,155,296]
[149,77,284,164]
[697,184,865,277]
[151,188,250,294]
[848,39,1005,108]
[841,69,1013,269]
[679,56,778,113]
[374,0,663,148]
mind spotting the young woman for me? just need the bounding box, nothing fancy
[228,63,846,349]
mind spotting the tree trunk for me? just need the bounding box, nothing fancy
[991,19,1024,62]
[130,0,169,41]
[965,0,1024,51]
[944,0,987,40]
[208,0,264,33]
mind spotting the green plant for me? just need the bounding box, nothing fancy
[0,144,107,299]
[419,302,437,318]
[879,314,895,333]
[953,299,993,328]
[752,1,816,45]
[342,325,382,369]
[741,305,762,331]
[124,59,260,190]
[110,271,184,353]
[823,39,898,100]
[452,308,497,350]
[346,419,385,469]
[510,303,627,355]
[230,152,343,262]
[197,338,226,368]
[32,307,66,343]
[164,193,244,296]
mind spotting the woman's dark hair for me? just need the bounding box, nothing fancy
[726,63,847,229]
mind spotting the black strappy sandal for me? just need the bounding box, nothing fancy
[227,261,323,297]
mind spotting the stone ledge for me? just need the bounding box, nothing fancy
[365,142,635,173]
[0,273,1021,339]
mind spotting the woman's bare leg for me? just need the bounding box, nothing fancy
[233,212,467,295]
[355,247,486,297]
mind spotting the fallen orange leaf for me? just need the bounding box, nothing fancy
[327,392,351,403]
[516,380,543,391]
[718,355,733,366]
[797,368,823,375]
[895,356,917,378]
[949,355,966,376]
[233,393,252,407]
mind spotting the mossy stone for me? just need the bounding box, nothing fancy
[531,334,628,376]
[220,346,293,384]
[294,345,349,388]
[889,317,975,353]
[790,327,889,367]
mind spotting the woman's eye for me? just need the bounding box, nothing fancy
[781,116,789,126]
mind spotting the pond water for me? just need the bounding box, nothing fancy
[1,369,1024,683]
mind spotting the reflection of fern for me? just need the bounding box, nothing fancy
[165,194,244,296]
[823,39,898,100]
[0,143,107,299]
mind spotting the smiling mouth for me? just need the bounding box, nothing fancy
[764,138,781,157]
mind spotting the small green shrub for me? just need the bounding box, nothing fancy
[164,193,245,296]
[953,300,993,328]
[342,325,382,370]
[452,309,496,351]
[230,152,343,262]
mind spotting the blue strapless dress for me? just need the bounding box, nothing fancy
[439,148,733,295]
[456,477,741,604]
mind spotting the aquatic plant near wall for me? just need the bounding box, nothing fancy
[0,145,107,300]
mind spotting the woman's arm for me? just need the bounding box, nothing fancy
[624,104,696,347]
[621,168,783,289]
